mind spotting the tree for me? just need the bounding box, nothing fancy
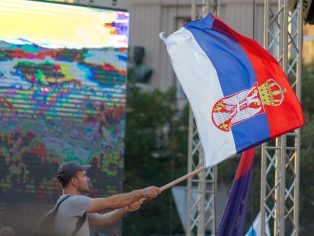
[122,82,189,235]
[299,64,314,236]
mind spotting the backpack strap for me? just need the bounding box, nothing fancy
[33,195,87,236]
[56,195,87,236]
[52,195,72,216]
[32,195,72,236]
[71,212,87,236]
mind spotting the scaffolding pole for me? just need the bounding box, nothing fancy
[261,0,303,235]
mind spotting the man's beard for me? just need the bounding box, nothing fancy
[78,185,89,194]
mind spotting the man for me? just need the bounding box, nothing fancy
[54,162,160,236]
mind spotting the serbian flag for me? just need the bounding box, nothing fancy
[217,148,255,236]
[161,14,303,166]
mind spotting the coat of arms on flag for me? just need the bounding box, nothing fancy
[212,79,285,132]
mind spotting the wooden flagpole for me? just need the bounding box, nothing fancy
[160,166,205,192]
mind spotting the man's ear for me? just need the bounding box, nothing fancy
[70,177,78,186]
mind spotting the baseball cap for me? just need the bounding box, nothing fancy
[57,162,91,184]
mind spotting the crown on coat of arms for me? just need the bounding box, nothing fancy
[258,79,285,106]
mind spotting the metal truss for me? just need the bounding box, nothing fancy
[186,108,217,236]
[261,0,303,235]
[186,1,219,236]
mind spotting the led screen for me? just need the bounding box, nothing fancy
[0,0,128,234]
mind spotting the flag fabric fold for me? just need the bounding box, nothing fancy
[161,14,304,167]
[217,148,255,236]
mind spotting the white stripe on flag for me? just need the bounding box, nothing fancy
[245,213,271,236]
[161,28,236,167]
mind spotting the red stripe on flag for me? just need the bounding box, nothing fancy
[235,148,255,179]
[213,15,304,138]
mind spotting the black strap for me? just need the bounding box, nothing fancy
[54,195,87,236]
[71,213,87,236]
[52,195,72,216]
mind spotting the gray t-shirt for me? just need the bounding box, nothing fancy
[54,194,92,236]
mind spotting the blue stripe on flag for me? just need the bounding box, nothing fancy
[217,170,252,235]
[246,228,257,236]
[184,15,270,152]
[184,15,256,95]
[232,115,270,153]
[217,148,255,236]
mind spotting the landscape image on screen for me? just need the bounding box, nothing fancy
[0,1,129,235]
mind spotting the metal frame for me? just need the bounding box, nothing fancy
[186,1,219,235]
[261,0,303,235]
[186,109,217,236]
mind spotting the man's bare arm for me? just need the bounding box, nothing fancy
[88,200,143,226]
[88,210,126,227]
[86,186,159,213]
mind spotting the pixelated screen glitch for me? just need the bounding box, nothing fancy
[0,0,128,234]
